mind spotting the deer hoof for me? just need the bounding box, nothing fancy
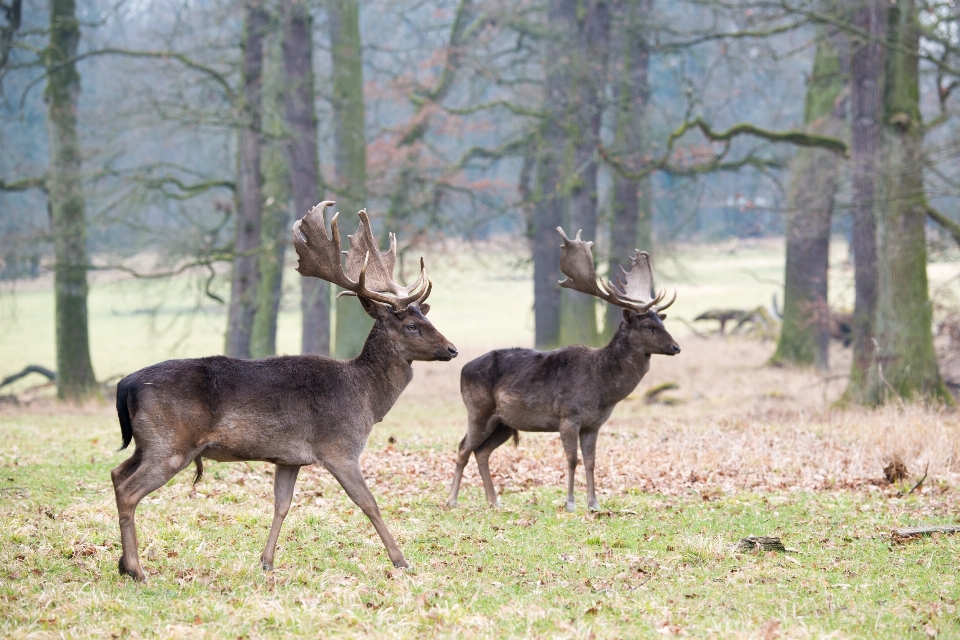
[588,501,601,512]
[487,499,500,508]
[393,558,410,569]
[118,557,146,582]
[260,560,274,572]
[445,498,458,508]
[565,501,576,513]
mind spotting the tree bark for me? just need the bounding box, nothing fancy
[772,23,847,371]
[867,0,950,403]
[558,0,609,347]
[250,142,291,359]
[605,0,652,340]
[532,0,573,350]
[329,0,372,358]
[45,0,98,401]
[281,0,329,355]
[844,0,885,401]
[226,0,268,359]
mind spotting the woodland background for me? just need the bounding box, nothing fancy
[2,0,960,404]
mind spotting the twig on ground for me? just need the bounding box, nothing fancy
[907,463,929,495]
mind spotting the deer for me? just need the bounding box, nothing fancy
[110,201,457,581]
[446,227,679,512]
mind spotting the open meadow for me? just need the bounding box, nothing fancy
[1,239,960,638]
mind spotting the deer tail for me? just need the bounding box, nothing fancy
[115,378,136,451]
[193,455,204,485]
[511,428,520,447]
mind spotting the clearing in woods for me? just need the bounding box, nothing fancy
[1,239,959,637]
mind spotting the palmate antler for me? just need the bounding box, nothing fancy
[556,227,676,314]
[293,201,431,310]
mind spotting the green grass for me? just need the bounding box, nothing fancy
[1,411,959,638]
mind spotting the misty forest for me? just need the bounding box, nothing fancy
[2,0,960,636]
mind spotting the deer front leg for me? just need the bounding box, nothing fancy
[325,458,408,568]
[260,464,301,571]
[579,429,601,511]
[559,422,580,512]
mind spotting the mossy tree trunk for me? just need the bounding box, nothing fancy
[531,1,572,350]
[45,0,98,401]
[844,0,885,401]
[250,13,291,359]
[329,0,372,358]
[771,22,847,371]
[605,0,652,341]
[558,0,609,348]
[281,0,328,355]
[866,0,951,403]
[226,0,268,359]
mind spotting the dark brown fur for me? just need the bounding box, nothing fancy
[111,301,456,581]
[447,308,679,511]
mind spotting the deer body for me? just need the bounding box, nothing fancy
[448,229,679,512]
[111,203,456,581]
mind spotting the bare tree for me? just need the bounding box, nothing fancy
[225,0,269,359]
[46,0,98,400]
[772,19,848,371]
[282,0,329,355]
[329,0,372,358]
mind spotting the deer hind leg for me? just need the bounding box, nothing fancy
[325,458,408,568]
[579,429,601,511]
[474,422,515,507]
[112,448,195,581]
[447,412,498,507]
[559,423,581,512]
[260,464,301,571]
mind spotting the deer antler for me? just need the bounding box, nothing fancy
[556,227,675,314]
[293,201,431,310]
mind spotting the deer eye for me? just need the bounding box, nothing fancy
[405,322,417,331]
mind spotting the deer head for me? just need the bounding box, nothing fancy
[557,227,679,355]
[294,201,457,362]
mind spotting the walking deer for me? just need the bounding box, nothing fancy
[111,202,457,580]
[447,228,679,512]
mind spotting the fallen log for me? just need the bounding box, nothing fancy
[733,536,786,552]
[0,365,56,390]
[892,525,960,540]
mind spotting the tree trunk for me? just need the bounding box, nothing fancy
[281,0,329,355]
[250,142,290,359]
[558,0,609,347]
[605,0,652,340]
[844,0,885,401]
[45,0,98,401]
[329,0,372,358]
[532,0,573,350]
[250,14,290,360]
[226,0,268,359]
[772,21,847,371]
[867,0,950,403]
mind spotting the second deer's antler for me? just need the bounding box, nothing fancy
[293,201,431,310]
[556,227,675,314]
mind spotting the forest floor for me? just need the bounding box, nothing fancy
[2,337,959,638]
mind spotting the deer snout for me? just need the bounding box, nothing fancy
[667,343,681,355]
[446,345,459,359]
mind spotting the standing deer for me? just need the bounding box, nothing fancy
[111,202,457,580]
[447,227,679,512]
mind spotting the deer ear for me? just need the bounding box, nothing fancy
[418,303,431,316]
[359,297,391,320]
[658,313,667,320]
[622,308,635,323]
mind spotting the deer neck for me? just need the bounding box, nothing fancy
[597,322,651,404]
[353,321,415,421]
